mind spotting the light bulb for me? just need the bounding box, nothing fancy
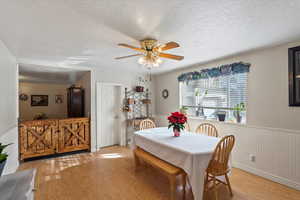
[153,62,159,67]
[138,57,146,65]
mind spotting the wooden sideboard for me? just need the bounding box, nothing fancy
[19,118,90,160]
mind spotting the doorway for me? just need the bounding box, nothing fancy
[18,64,92,160]
[96,83,124,149]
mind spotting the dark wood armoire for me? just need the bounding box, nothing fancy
[67,86,85,117]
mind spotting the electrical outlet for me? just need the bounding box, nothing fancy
[249,154,256,162]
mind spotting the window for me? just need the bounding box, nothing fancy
[180,70,248,123]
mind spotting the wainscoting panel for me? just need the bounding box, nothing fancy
[155,115,300,190]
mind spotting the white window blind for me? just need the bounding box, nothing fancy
[180,72,248,122]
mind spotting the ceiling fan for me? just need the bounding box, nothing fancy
[115,39,184,68]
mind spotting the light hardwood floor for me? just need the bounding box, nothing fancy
[19,146,300,200]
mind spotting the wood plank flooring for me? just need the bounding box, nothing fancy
[19,146,300,200]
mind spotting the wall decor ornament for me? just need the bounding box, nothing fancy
[162,89,169,99]
[177,62,250,83]
[55,95,63,104]
[19,93,28,101]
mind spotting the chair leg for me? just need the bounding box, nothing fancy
[204,173,208,191]
[202,173,207,199]
[169,175,176,200]
[225,173,233,197]
[213,177,218,200]
[182,173,186,200]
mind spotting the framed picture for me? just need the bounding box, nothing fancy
[55,95,63,104]
[288,46,300,106]
[31,95,48,106]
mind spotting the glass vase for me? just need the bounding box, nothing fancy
[173,127,180,137]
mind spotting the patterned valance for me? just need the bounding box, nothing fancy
[177,62,250,82]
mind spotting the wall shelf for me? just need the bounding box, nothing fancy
[124,88,152,130]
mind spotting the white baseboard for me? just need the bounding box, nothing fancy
[233,161,300,191]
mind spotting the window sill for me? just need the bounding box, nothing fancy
[187,116,247,127]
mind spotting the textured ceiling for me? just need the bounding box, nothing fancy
[1,0,300,74]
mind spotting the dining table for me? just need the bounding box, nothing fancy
[131,127,220,200]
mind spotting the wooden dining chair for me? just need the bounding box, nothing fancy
[184,121,191,132]
[139,119,156,130]
[205,135,235,200]
[195,123,218,137]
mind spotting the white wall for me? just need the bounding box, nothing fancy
[0,127,18,174]
[0,41,17,136]
[75,72,91,118]
[0,40,18,174]
[19,82,69,121]
[154,41,300,190]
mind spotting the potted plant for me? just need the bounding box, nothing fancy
[33,112,47,120]
[233,103,245,123]
[195,89,207,117]
[167,112,187,137]
[179,106,188,115]
[0,143,12,176]
[216,111,226,121]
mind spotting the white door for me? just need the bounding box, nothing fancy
[97,84,121,148]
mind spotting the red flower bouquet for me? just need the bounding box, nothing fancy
[167,112,187,137]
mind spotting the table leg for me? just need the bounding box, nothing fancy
[133,150,141,171]
[182,173,186,200]
[169,175,176,200]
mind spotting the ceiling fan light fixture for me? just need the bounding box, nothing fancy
[138,56,162,68]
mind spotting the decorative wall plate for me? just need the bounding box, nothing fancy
[162,89,169,99]
[19,93,28,101]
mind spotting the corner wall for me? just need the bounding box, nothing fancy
[0,39,18,174]
[75,72,91,118]
[154,41,300,190]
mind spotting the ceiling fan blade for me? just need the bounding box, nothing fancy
[115,54,142,60]
[118,43,145,52]
[159,53,184,61]
[160,42,180,51]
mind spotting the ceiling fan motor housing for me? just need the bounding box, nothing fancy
[140,39,158,51]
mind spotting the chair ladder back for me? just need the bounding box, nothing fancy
[184,121,191,132]
[139,119,156,130]
[195,123,218,137]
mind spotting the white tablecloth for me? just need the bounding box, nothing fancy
[131,127,220,200]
